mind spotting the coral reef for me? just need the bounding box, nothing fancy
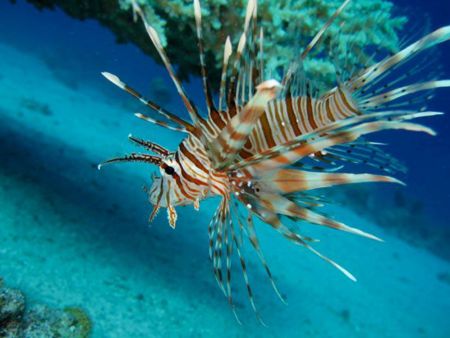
[0,278,92,338]
[0,280,25,337]
[63,307,93,338]
[22,0,406,88]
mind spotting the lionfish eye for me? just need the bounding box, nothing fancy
[164,166,175,176]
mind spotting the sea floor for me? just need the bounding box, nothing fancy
[1,41,450,338]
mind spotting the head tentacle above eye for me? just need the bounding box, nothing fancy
[97,153,162,170]
[128,134,170,156]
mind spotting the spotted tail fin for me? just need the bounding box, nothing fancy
[130,0,204,129]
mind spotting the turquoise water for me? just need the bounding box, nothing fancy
[0,1,450,337]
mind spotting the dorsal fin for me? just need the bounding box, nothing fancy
[130,0,204,129]
[219,36,233,112]
[101,72,194,133]
[193,0,215,115]
[283,0,352,88]
[227,0,256,111]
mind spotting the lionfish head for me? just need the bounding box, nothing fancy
[98,135,182,228]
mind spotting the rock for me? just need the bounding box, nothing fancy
[0,278,92,338]
[0,321,23,338]
[23,305,92,338]
[0,286,25,324]
[63,307,93,338]
[0,284,26,338]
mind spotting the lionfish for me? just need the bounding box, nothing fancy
[99,0,450,322]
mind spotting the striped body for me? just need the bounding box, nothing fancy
[100,0,450,323]
[243,87,360,156]
[154,86,358,206]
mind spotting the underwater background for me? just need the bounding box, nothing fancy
[0,0,449,337]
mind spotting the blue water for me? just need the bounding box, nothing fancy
[0,1,449,337]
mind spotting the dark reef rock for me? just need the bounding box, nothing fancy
[0,284,25,338]
[0,278,92,338]
[16,0,406,89]
[0,287,25,323]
